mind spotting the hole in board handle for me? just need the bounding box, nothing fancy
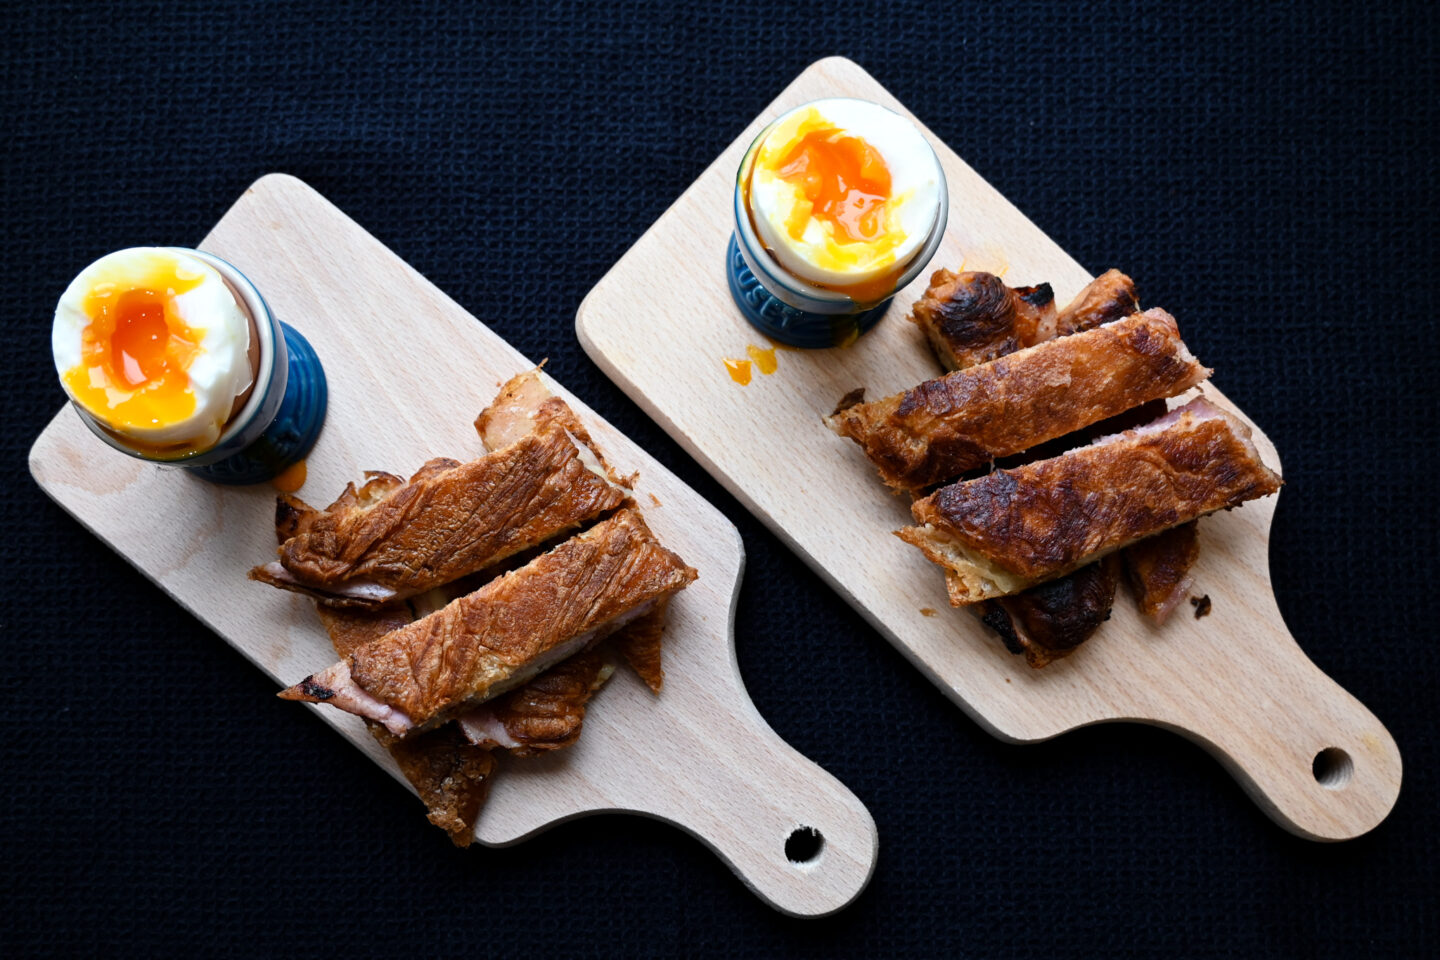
[1312,747,1353,790]
[785,826,824,864]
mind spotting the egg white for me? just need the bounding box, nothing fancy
[748,98,942,289]
[52,247,254,446]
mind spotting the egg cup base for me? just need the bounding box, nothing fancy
[188,323,327,485]
[726,235,891,349]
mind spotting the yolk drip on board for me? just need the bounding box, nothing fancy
[724,344,781,386]
[724,357,752,385]
[745,344,777,375]
[271,459,308,493]
[62,258,204,433]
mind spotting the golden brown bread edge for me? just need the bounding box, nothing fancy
[898,397,1282,604]
[457,646,615,757]
[827,308,1212,494]
[279,508,697,736]
[1055,268,1139,337]
[249,385,630,608]
[907,269,1058,370]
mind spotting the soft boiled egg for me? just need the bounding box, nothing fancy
[52,247,255,450]
[746,98,943,297]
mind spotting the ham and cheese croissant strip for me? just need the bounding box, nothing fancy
[827,308,1211,494]
[250,375,629,608]
[279,509,696,736]
[907,269,1057,371]
[898,398,1281,605]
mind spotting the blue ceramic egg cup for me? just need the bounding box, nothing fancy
[189,321,327,485]
[725,235,892,349]
[74,249,327,485]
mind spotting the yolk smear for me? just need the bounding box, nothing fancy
[746,344,778,375]
[63,256,205,431]
[271,459,308,493]
[724,357,753,385]
[775,127,893,244]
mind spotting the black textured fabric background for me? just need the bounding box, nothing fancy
[4,2,1437,957]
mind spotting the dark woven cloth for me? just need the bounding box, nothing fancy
[3,1,1437,957]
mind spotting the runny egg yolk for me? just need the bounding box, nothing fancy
[62,258,204,431]
[775,127,893,245]
[745,101,941,303]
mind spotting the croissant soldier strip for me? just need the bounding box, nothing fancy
[1122,521,1202,624]
[898,398,1282,604]
[476,369,667,691]
[1055,268,1139,337]
[449,608,671,752]
[827,308,1212,493]
[248,372,630,608]
[457,646,615,756]
[250,431,627,607]
[607,598,668,693]
[279,508,697,736]
[907,270,1057,371]
[975,556,1121,669]
[477,368,635,487]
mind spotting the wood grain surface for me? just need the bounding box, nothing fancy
[28,174,877,917]
[576,56,1401,841]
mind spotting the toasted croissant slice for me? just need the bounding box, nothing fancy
[1056,268,1139,337]
[974,556,1121,668]
[828,309,1212,493]
[908,270,1057,371]
[899,398,1281,604]
[476,368,635,487]
[279,509,696,736]
[457,646,615,756]
[1122,521,1201,624]
[250,375,629,608]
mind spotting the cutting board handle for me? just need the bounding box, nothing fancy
[474,539,879,916]
[1145,620,1402,841]
[606,666,879,917]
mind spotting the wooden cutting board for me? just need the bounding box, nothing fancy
[577,56,1401,841]
[27,174,877,917]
